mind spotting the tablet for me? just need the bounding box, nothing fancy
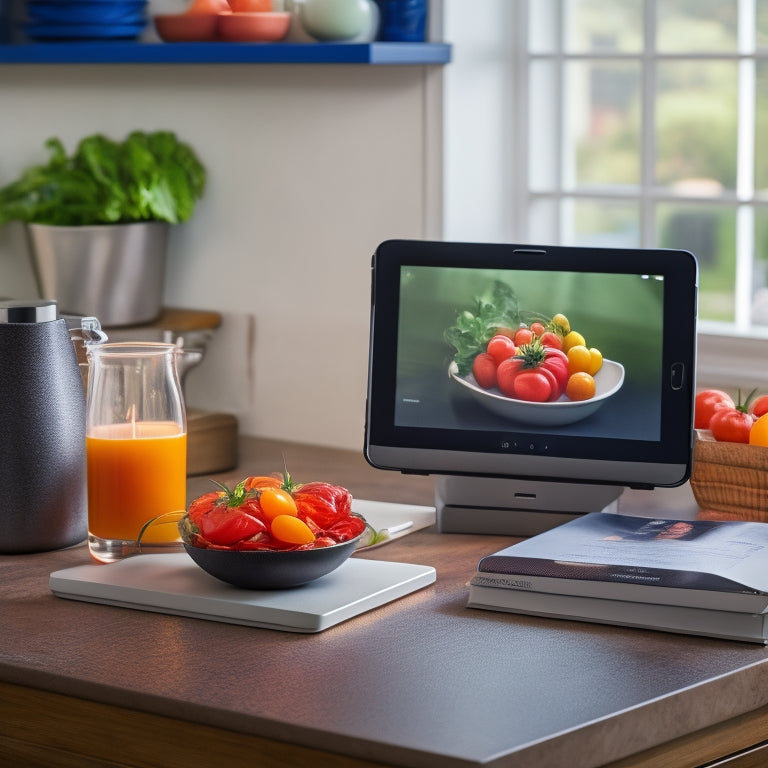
[364,240,698,533]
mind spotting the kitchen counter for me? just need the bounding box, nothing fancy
[2,437,768,768]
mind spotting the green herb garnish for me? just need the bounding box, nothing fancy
[443,280,520,375]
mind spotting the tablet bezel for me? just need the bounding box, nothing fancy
[364,239,698,491]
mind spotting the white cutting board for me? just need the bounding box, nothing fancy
[50,554,436,633]
[351,499,435,546]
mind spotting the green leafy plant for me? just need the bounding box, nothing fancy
[0,130,206,227]
[443,280,520,375]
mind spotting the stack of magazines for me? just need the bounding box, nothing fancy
[468,512,768,643]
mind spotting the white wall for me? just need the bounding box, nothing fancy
[443,0,517,244]
[0,62,443,450]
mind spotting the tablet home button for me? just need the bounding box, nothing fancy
[670,362,685,390]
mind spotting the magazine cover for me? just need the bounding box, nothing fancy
[476,512,768,594]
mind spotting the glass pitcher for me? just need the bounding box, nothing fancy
[85,342,187,563]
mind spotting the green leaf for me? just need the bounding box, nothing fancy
[0,130,207,227]
[444,280,520,375]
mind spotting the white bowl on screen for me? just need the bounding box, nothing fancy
[449,359,625,426]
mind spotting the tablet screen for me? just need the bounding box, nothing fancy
[365,240,698,490]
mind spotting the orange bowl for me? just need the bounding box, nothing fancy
[228,0,272,11]
[154,13,220,42]
[217,11,290,42]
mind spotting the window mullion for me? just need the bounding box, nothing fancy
[555,0,566,243]
[512,0,531,241]
[735,0,757,331]
[640,0,657,249]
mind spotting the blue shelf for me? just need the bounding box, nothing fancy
[0,41,451,65]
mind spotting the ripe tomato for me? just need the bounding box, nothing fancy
[542,347,569,392]
[709,407,755,443]
[538,366,561,400]
[293,481,353,528]
[749,413,768,447]
[486,334,516,365]
[497,357,525,397]
[566,372,596,401]
[694,389,734,429]
[750,394,768,419]
[566,344,592,375]
[259,487,298,521]
[562,330,586,353]
[530,321,545,337]
[472,352,497,389]
[326,515,367,542]
[513,326,534,346]
[270,514,316,546]
[185,481,268,545]
[586,347,603,375]
[539,331,563,351]
[243,475,281,492]
[513,370,552,402]
[187,490,225,527]
[551,313,570,334]
[198,502,267,546]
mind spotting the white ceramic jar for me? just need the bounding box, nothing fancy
[290,0,378,42]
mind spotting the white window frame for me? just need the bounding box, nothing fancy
[443,0,768,391]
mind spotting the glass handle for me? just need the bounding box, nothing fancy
[79,316,109,346]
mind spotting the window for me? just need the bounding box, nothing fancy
[444,0,768,387]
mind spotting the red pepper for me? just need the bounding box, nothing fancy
[326,516,367,542]
[185,480,266,547]
[293,481,352,528]
[198,506,267,546]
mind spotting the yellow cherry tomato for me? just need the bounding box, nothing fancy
[566,372,596,401]
[551,313,570,335]
[270,514,315,545]
[586,347,603,375]
[259,488,298,522]
[562,330,586,353]
[749,413,768,447]
[566,344,592,375]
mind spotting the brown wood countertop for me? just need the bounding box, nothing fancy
[2,437,768,768]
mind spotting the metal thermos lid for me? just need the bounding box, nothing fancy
[0,300,58,324]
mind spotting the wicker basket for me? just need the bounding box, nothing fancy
[690,430,768,521]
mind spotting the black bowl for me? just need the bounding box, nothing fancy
[183,536,361,590]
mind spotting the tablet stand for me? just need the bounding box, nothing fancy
[435,475,625,536]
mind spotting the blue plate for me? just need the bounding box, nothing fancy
[26,0,146,4]
[27,2,147,24]
[25,23,147,40]
[28,11,148,25]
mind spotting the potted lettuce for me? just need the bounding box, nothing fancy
[0,131,206,326]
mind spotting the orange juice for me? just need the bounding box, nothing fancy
[86,421,186,543]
